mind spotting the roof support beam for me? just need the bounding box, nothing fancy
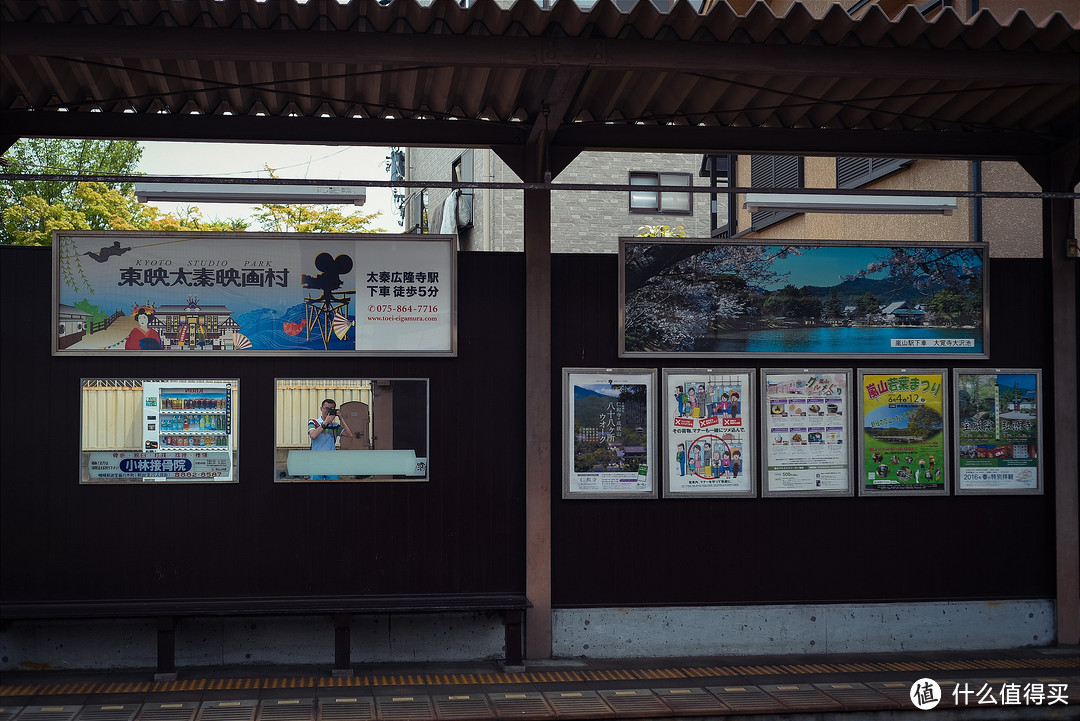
[2,108,1062,163]
[552,123,1063,161]
[0,110,526,150]
[4,23,1073,86]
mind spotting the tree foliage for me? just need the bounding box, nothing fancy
[3,182,250,246]
[762,284,822,320]
[254,203,384,233]
[823,289,845,319]
[856,291,881,316]
[1,138,143,208]
[623,240,800,351]
[2,143,386,244]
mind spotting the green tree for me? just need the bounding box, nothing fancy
[1,139,143,223]
[856,291,880,316]
[254,203,384,233]
[252,166,384,233]
[907,405,943,439]
[635,224,687,238]
[823,289,845,319]
[763,284,822,319]
[927,288,965,325]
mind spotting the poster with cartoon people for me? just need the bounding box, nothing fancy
[563,368,657,499]
[858,369,949,495]
[762,369,853,497]
[954,369,1042,495]
[53,231,456,356]
[663,369,755,497]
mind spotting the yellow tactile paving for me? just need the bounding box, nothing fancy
[0,657,1075,698]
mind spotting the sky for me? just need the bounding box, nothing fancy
[761,245,888,290]
[136,142,402,231]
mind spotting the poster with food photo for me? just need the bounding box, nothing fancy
[761,369,853,497]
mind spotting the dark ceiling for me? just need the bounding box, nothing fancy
[1,0,1078,180]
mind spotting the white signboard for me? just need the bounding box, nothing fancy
[89,451,233,480]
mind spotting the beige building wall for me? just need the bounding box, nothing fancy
[734,156,1076,259]
[735,157,974,246]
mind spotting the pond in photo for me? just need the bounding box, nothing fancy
[700,325,984,354]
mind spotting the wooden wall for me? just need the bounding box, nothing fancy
[0,245,1056,609]
[549,253,1057,607]
[0,246,526,602]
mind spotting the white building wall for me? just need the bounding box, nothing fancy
[405,148,720,253]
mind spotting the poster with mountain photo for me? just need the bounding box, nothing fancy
[562,368,656,499]
[620,239,986,358]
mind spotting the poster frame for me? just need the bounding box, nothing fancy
[857,368,950,497]
[79,377,240,485]
[618,237,989,359]
[953,368,1044,496]
[662,368,757,498]
[273,377,431,484]
[760,368,855,498]
[52,230,457,357]
[562,367,658,500]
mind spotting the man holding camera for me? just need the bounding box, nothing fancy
[307,398,357,479]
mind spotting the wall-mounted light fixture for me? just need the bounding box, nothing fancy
[744,193,956,215]
[135,182,366,205]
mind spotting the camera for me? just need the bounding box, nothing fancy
[327,409,338,416]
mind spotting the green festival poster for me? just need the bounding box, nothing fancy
[860,371,947,494]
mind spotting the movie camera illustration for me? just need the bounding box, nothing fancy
[302,252,355,349]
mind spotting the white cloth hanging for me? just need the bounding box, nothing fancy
[439,189,460,234]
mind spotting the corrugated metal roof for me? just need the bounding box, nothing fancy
[1,0,1077,166]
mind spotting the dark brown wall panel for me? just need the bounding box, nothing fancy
[549,253,1057,607]
[0,246,1057,611]
[0,247,526,604]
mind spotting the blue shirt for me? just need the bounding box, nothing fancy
[309,418,342,451]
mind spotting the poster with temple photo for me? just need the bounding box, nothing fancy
[563,368,657,499]
[954,369,1043,495]
[53,231,456,356]
[663,369,756,498]
[619,238,987,359]
[761,368,854,498]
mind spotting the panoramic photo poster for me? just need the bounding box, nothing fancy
[954,369,1042,495]
[858,369,949,495]
[563,368,656,499]
[663,369,756,497]
[619,239,987,358]
[53,231,456,356]
[761,369,853,497]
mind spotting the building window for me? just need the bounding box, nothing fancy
[749,155,804,231]
[406,190,428,234]
[836,157,913,189]
[629,172,692,215]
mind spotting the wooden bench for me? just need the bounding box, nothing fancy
[1,593,531,679]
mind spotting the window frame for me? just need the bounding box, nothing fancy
[628,171,693,216]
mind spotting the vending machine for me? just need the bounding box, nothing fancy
[141,381,235,481]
